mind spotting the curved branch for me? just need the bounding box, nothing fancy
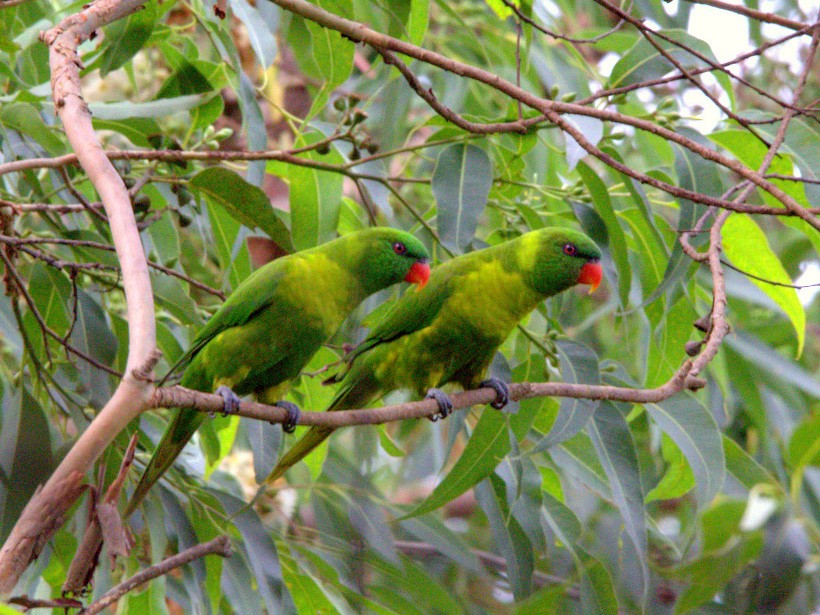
[81,536,232,615]
[0,0,157,593]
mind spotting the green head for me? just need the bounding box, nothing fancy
[331,227,430,294]
[518,228,603,297]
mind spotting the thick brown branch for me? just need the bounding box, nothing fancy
[81,536,232,615]
[0,0,157,593]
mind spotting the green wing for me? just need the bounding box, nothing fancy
[329,264,456,381]
[268,262,462,483]
[161,260,290,383]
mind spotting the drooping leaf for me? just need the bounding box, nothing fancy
[645,394,724,507]
[531,340,599,452]
[576,161,630,306]
[191,167,294,253]
[541,492,619,615]
[474,477,534,600]
[722,214,805,356]
[212,490,295,614]
[432,143,494,252]
[271,134,345,251]
[587,401,649,605]
[404,407,509,519]
[0,386,53,543]
[230,0,278,68]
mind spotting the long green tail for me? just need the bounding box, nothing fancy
[265,425,335,484]
[265,368,378,483]
[124,409,205,516]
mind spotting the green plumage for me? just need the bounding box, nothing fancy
[267,228,601,482]
[126,228,429,514]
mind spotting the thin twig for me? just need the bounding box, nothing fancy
[0,234,225,298]
[681,0,809,32]
[81,536,232,615]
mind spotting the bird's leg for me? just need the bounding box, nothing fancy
[480,378,510,410]
[215,385,242,417]
[275,401,301,434]
[425,388,453,422]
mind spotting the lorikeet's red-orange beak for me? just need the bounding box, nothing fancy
[578,260,602,293]
[405,260,431,288]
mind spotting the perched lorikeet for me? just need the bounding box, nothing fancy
[126,228,430,513]
[266,227,602,483]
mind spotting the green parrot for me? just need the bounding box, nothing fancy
[125,227,430,514]
[266,227,602,483]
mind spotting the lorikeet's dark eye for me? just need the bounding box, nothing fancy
[393,242,408,255]
[562,243,578,256]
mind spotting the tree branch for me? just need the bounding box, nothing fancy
[80,535,232,615]
[149,361,703,430]
[681,0,810,32]
[0,0,163,591]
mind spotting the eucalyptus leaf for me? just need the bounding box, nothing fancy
[432,143,494,252]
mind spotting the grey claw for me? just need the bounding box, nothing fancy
[216,385,241,417]
[480,378,510,410]
[275,401,301,433]
[425,388,453,421]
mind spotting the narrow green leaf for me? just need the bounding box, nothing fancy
[788,416,820,468]
[191,167,294,253]
[726,332,820,398]
[587,401,648,604]
[206,201,252,290]
[645,394,724,507]
[722,214,805,356]
[577,162,630,306]
[152,274,204,326]
[212,490,294,613]
[432,143,494,252]
[99,0,157,76]
[541,493,618,615]
[404,408,509,519]
[276,134,345,250]
[474,477,534,600]
[531,340,599,452]
[723,436,777,490]
[246,418,282,484]
[70,290,117,407]
[0,386,53,543]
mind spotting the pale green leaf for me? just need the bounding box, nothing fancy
[722,213,805,356]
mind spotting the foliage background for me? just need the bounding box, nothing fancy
[0,0,818,613]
